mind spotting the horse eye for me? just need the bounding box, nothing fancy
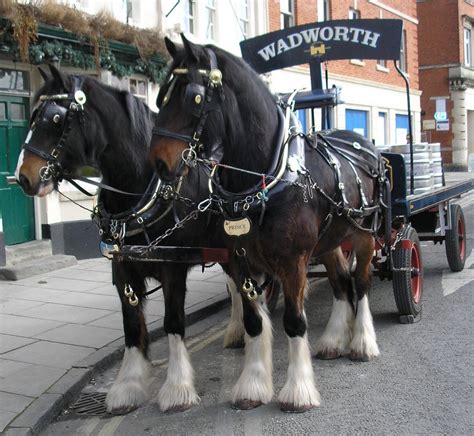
[53,114,61,124]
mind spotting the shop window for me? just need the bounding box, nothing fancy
[346,109,368,138]
[396,114,409,143]
[0,69,29,92]
[317,0,330,22]
[375,112,387,146]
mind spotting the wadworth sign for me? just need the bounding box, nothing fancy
[240,19,403,73]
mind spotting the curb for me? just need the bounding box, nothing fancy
[5,296,230,435]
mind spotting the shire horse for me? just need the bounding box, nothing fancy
[150,35,385,412]
[14,65,248,414]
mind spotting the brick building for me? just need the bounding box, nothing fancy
[267,0,421,145]
[418,0,474,170]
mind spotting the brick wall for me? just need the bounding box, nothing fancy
[267,0,419,90]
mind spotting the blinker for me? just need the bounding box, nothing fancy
[184,83,205,117]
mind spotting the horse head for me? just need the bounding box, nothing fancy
[150,34,278,191]
[15,65,96,196]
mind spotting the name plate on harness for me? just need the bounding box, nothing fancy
[224,218,251,236]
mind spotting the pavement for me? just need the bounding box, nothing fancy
[0,259,229,435]
[0,170,472,435]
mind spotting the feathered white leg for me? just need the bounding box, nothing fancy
[106,346,150,414]
[157,334,200,412]
[315,297,354,359]
[231,305,273,409]
[349,295,380,361]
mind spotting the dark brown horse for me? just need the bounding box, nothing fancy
[14,66,249,414]
[149,35,384,412]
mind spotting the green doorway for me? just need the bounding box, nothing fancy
[0,90,34,245]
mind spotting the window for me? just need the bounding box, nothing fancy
[346,109,368,138]
[377,59,386,68]
[399,29,407,72]
[0,69,29,92]
[239,0,250,38]
[375,112,387,146]
[464,28,472,67]
[183,0,195,34]
[317,0,330,22]
[396,114,409,143]
[206,0,216,40]
[280,0,295,29]
[129,78,147,103]
[349,7,360,20]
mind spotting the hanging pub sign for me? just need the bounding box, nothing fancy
[240,19,403,74]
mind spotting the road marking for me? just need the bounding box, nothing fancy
[442,250,474,296]
[97,416,125,436]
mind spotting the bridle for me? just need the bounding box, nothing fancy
[152,48,225,171]
[23,76,87,184]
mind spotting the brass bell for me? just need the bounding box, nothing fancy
[128,294,139,307]
[242,278,254,293]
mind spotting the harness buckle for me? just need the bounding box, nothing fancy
[51,148,60,159]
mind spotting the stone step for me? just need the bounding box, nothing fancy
[5,240,53,265]
[0,255,78,281]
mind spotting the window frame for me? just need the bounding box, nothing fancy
[399,29,408,73]
[128,77,147,104]
[183,0,195,34]
[205,0,216,40]
[464,27,472,67]
[280,0,295,29]
[239,0,250,38]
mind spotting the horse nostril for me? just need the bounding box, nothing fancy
[154,159,173,181]
[18,174,31,191]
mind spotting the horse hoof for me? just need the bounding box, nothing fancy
[280,402,315,413]
[109,404,138,415]
[232,399,262,410]
[314,349,343,360]
[164,403,193,413]
[349,351,373,362]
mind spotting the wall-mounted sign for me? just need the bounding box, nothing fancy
[434,112,447,121]
[436,120,450,131]
[423,120,436,130]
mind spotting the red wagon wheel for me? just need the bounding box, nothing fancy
[392,225,423,318]
[445,204,467,272]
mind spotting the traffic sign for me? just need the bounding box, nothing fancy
[434,112,447,121]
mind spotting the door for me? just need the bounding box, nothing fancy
[345,108,368,137]
[0,95,34,245]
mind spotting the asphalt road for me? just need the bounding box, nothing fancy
[44,202,473,436]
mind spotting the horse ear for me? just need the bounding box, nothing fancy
[164,37,178,58]
[38,67,50,82]
[48,64,67,90]
[180,33,199,62]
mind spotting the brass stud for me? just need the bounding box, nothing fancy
[53,114,61,124]
[195,94,202,104]
[209,69,222,85]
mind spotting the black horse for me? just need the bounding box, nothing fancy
[14,65,248,414]
[150,35,385,412]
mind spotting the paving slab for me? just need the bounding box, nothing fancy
[2,341,94,370]
[0,299,45,316]
[0,360,32,379]
[0,364,66,397]
[0,334,36,354]
[0,391,34,414]
[0,285,68,304]
[0,314,64,337]
[21,303,113,324]
[54,292,121,311]
[34,324,122,348]
[0,410,17,433]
